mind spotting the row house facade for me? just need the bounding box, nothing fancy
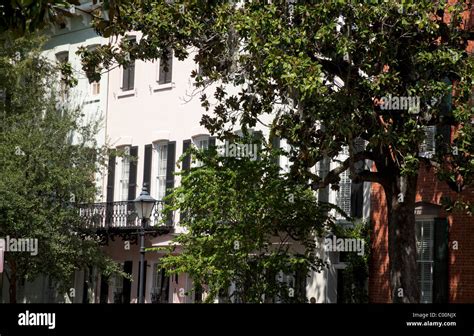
[0,9,367,304]
[1,1,471,304]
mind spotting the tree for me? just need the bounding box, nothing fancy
[0,34,120,303]
[0,0,80,37]
[159,138,330,303]
[81,0,474,303]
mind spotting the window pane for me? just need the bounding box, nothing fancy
[156,144,168,200]
[336,170,351,217]
[416,220,434,303]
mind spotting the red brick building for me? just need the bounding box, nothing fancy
[369,2,474,303]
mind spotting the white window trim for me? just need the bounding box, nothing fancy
[152,82,175,92]
[116,87,136,98]
[153,52,175,91]
[152,140,169,201]
[192,135,210,168]
[115,145,131,203]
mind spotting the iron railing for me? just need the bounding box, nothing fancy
[79,200,173,229]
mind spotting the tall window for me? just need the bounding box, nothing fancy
[336,169,351,218]
[55,51,69,100]
[111,263,124,303]
[87,44,101,95]
[119,146,130,201]
[121,37,136,91]
[419,126,436,159]
[122,61,135,91]
[193,135,209,167]
[151,263,170,303]
[158,48,173,84]
[416,219,434,303]
[155,142,168,201]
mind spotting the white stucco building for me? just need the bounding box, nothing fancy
[1,3,370,303]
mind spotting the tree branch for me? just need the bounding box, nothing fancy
[311,151,382,190]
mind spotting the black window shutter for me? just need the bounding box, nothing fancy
[433,218,449,303]
[271,135,280,166]
[137,260,148,299]
[106,151,116,202]
[165,141,176,194]
[143,144,153,190]
[165,141,176,225]
[182,139,192,172]
[99,275,109,303]
[350,182,363,219]
[122,261,133,304]
[180,139,192,224]
[127,146,138,201]
[438,125,451,154]
[438,77,452,153]
[351,139,365,218]
[106,151,116,226]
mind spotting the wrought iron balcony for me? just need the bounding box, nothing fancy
[79,200,174,230]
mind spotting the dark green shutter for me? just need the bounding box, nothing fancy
[165,141,176,193]
[143,144,152,190]
[438,77,452,153]
[106,151,116,226]
[182,139,192,172]
[122,261,133,304]
[161,269,170,302]
[165,141,176,225]
[433,218,449,303]
[100,275,109,303]
[351,139,364,218]
[180,140,191,224]
[127,146,138,201]
[106,151,116,203]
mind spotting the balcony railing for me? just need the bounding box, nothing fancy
[79,201,173,229]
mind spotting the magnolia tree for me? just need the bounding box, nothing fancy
[159,142,331,303]
[81,0,474,303]
[0,35,120,303]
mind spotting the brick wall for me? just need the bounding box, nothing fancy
[369,165,474,303]
[369,0,474,304]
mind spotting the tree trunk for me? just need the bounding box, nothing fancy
[9,259,17,304]
[385,173,420,303]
